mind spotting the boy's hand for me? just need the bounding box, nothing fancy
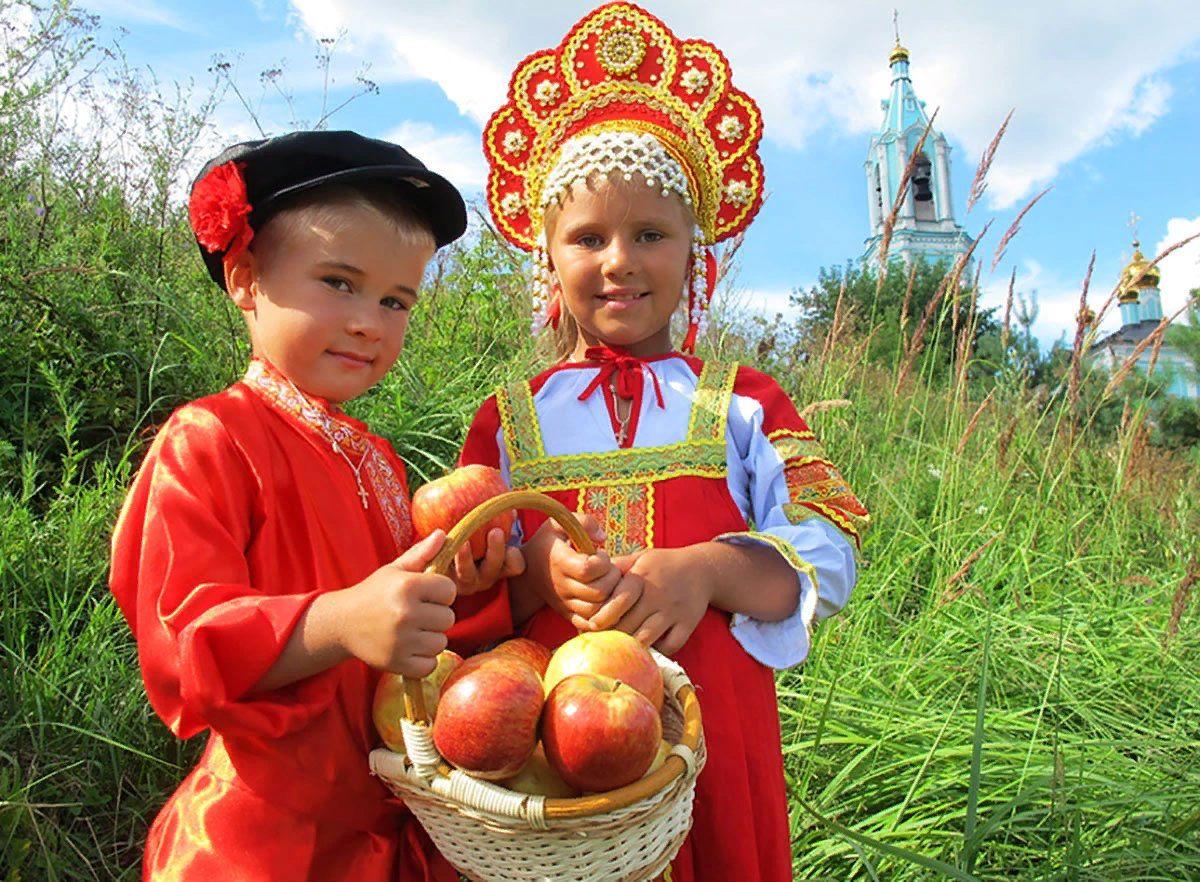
[596,547,711,657]
[450,527,525,596]
[339,531,457,677]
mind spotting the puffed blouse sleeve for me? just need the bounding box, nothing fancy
[447,394,515,653]
[109,405,335,742]
[717,367,870,669]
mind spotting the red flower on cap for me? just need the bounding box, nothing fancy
[189,160,254,265]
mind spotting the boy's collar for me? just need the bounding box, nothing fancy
[242,357,368,434]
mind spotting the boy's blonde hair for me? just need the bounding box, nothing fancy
[253,181,437,263]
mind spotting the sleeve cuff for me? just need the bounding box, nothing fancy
[715,531,821,670]
[178,590,339,740]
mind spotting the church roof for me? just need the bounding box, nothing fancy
[879,45,931,135]
[1091,319,1162,352]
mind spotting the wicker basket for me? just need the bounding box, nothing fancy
[370,490,706,882]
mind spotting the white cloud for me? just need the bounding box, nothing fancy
[383,121,486,192]
[731,287,799,318]
[286,1,1200,210]
[980,258,1091,349]
[1153,217,1200,319]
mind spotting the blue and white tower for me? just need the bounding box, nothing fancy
[862,39,973,268]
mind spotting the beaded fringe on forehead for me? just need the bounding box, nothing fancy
[540,130,693,213]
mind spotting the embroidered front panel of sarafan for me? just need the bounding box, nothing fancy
[497,361,738,556]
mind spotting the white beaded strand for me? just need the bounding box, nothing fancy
[540,130,692,214]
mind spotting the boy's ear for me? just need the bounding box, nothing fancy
[223,250,259,312]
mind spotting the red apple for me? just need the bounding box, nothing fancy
[544,631,664,712]
[502,743,580,797]
[373,649,463,751]
[542,673,663,793]
[491,637,552,678]
[411,465,513,559]
[433,653,543,780]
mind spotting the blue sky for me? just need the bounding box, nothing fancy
[84,0,1200,348]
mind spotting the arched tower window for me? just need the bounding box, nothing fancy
[913,151,935,221]
[874,164,884,218]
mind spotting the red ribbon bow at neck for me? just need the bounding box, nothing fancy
[577,346,666,447]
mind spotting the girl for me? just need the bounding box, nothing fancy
[460,4,869,879]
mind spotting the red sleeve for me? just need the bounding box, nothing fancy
[110,405,334,741]
[458,394,503,468]
[445,394,513,654]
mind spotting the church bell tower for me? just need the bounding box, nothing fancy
[862,30,973,269]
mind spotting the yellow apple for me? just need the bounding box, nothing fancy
[372,649,463,752]
[503,743,580,797]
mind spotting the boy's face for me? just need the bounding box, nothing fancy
[228,202,433,404]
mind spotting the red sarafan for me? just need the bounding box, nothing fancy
[411,465,513,559]
[432,653,542,780]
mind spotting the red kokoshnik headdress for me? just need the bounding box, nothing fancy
[482,2,765,352]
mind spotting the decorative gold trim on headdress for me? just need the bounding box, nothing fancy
[483,2,765,251]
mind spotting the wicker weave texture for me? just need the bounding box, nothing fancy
[370,653,705,881]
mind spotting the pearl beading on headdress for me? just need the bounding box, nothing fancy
[539,130,693,214]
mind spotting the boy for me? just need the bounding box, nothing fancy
[110,130,518,881]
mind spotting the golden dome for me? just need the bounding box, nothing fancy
[890,43,910,64]
[1118,240,1161,303]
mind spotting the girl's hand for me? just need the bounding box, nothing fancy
[450,527,526,596]
[339,531,458,677]
[598,546,713,656]
[519,514,619,628]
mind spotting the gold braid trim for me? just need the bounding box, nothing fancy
[714,529,820,637]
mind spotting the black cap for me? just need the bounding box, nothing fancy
[189,129,468,289]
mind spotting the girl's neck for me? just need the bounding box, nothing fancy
[569,327,674,362]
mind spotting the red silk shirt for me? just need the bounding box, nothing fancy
[110,360,510,881]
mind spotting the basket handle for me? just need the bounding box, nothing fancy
[402,490,597,725]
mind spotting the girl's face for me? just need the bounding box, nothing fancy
[546,175,693,359]
[227,202,432,403]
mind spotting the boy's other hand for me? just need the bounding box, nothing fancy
[340,530,457,677]
[450,527,525,596]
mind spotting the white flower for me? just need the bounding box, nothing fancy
[716,114,744,142]
[927,465,943,480]
[680,68,709,94]
[502,130,528,155]
[975,504,989,515]
[724,179,752,206]
[499,192,524,217]
[534,79,561,106]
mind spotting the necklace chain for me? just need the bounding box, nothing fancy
[284,376,371,509]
